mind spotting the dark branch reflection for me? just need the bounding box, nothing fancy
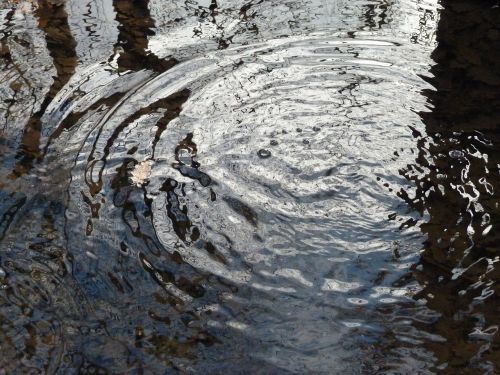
[113,0,177,72]
[12,0,77,177]
[402,0,500,372]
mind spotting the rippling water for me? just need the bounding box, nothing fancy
[0,0,499,373]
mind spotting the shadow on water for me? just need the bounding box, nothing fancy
[400,0,500,372]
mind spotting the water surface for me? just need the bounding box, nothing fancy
[0,0,499,373]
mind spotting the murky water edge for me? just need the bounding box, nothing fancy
[0,0,499,374]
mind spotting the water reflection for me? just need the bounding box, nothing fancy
[401,0,500,372]
[113,0,177,72]
[66,0,118,66]
[13,0,77,177]
[0,0,498,373]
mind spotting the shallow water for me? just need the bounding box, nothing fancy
[0,0,499,373]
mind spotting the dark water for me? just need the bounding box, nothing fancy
[0,0,499,373]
